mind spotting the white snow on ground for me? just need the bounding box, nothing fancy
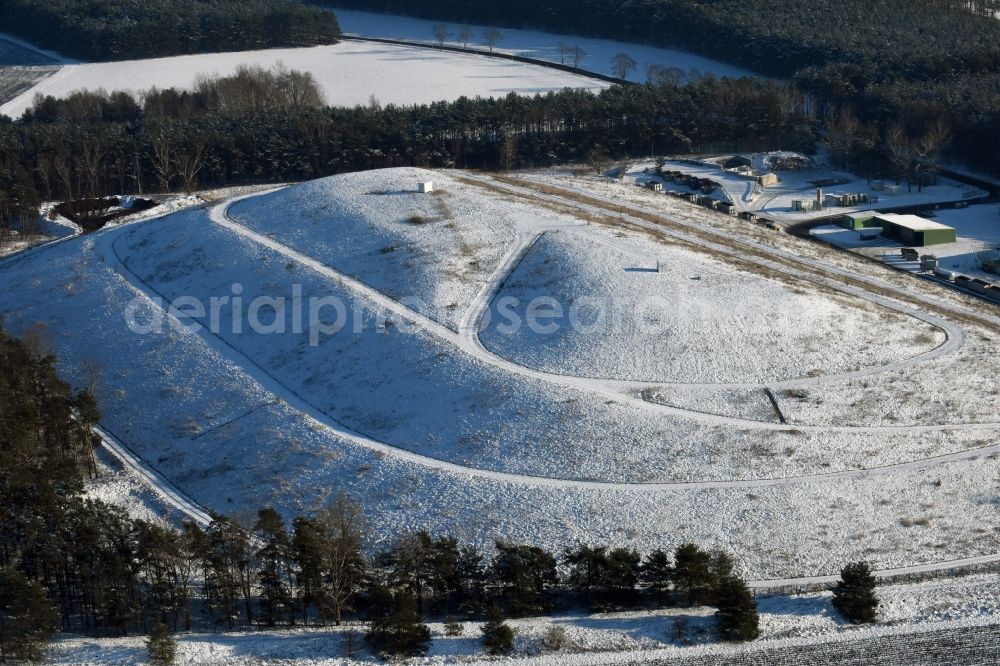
[333,8,757,83]
[42,574,1000,664]
[1,168,999,586]
[0,40,608,118]
[479,227,942,384]
[515,170,1000,425]
[84,451,178,527]
[226,168,577,330]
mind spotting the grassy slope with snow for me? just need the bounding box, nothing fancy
[226,169,535,329]
[0,40,608,117]
[0,169,998,583]
[522,171,1000,426]
[479,227,942,384]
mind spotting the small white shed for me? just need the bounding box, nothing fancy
[418,181,434,193]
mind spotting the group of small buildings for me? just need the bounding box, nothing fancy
[896,246,1000,302]
[791,188,877,213]
[657,171,719,194]
[719,156,780,186]
[840,211,1000,300]
[641,179,766,221]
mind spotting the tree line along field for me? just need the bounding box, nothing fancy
[0,64,806,232]
[327,0,1000,176]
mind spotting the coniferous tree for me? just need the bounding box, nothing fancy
[562,544,608,603]
[292,516,325,624]
[715,576,760,642]
[146,618,177,666]
[640,549,673,605]
[832,562,879,624]
[0,567,59,663]
[365,586,431,659]
[672,543,714,606]
[492,543,558,615]
[480,605,515,655]
[254,508,294,627]
[454,545,487,616]
[605,547,641,604]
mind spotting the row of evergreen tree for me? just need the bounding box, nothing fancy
[0,66,814,210]
[0,0,342,62]
[0,327,879,662]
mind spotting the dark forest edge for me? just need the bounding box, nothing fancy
[0,0,342,62]
[0,327,884,663]
[318,0,1000,175]
[1,62,951,232]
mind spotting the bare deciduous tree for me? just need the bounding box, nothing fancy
[483,27,503,53]
[317,493,365,626]
[174,142,206,193]
[432,23,450,46]
[151,136,175,193]
[884,122,913,184]
[457,24,473,49]
[52,150,75,201]
[646,63,683,86]
[558,41,571,65]
[611,53,638,80]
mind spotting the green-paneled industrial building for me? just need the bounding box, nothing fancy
[840,212,956,246]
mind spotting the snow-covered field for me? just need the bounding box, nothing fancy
[1,167,999,587]
[333,8,756,83]
[0,40,608,118]
[42,573,1000,664]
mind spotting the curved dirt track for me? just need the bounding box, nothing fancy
[210,192,1000,436]
[7,182,988,584]
[88,190,998,493]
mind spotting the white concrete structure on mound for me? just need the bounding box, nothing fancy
[0,40,609,118]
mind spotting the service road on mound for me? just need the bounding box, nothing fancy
[80,183,1000,586]
[209,188,998,436]
[88,187,1000,491]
